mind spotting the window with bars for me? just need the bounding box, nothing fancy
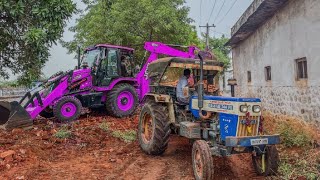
[295,58,308,80]
[265,66,271,81]
[247,71,251,83]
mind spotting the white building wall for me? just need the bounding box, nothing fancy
[233,0,320,125]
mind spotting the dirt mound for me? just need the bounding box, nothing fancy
[263,111,319,138]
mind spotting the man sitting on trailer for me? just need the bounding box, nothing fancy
[176,69,192,104]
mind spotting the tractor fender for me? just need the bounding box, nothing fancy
[142,93,175,124]
[108,78,138,89]
[94,78,137,92]
[142,93,171,103]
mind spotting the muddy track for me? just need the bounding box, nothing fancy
[0,114,265,180]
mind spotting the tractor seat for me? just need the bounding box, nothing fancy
[175,100,190,111]
[176,100,189,106]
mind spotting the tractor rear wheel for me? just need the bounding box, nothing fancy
[53,96,82,123]
[138,101,171,155]
[192,140,214,180]
[39,107,54,118]
[252,145,279,176]
[106,83,138,118]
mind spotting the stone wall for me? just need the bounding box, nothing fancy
[236,85,320,125]
[232,0,320,124]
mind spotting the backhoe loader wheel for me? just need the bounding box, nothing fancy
[106,83,138,118]
[192,140,214,180]
[252,145,279,176]
[53,96,82,123]
[138,101,170,155]
[39,107,54,118]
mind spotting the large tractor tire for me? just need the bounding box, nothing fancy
[252,145,279,176]
[53,96,82,123]
[138,101,171,155]
[39,107,54,118]
[106,83,138,118]
[192,140,214,180]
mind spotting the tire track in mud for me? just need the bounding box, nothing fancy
[157,137,194,180]
[214,154,263,180]
[118,136,194,180]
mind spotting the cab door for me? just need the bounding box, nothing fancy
[97,48,120,86]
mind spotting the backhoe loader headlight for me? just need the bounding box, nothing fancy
[252,105,261,113]
[240,105,248,113]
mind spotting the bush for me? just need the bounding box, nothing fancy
[112,130,136,143]
[54,126,72,139]
[0,80,20,88]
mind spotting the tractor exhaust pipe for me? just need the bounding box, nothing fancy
[77,45,81,69]
[197,53,212,120]
[198,54,204,110]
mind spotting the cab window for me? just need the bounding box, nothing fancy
[107,49,119,76]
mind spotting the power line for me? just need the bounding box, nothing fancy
[207,0,217,23]
[216,0,238,25]
[213,0,226,23]
[199,0,202,26]
[210,29,230,37]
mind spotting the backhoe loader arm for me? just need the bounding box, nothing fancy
[144,42,199,59]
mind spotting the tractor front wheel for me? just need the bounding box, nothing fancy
[192,140,214,180]
[106,84,138,118]
[252,145,279,176]
[138,101,170,155]
[53,96,82,123]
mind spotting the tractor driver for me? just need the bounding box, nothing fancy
[176,69,193,104]
[120,55,129,77]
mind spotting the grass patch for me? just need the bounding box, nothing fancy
[99,121,110,132]
[278,150,320,179]
[277,121,311,148]
[54,126,72,139]
[112,130,137,143]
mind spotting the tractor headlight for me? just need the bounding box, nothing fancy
[240,105,248,113]
[252,105,261,113]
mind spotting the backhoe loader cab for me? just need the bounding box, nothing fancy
[138,57,281,179]
[82,44,135,83]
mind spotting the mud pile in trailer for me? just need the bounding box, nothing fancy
[0,111,318,179]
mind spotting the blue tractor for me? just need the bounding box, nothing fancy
[138,55,280,179]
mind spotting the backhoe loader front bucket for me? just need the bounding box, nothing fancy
[0,101,33,130]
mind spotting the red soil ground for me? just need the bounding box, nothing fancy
[0,112,274,180]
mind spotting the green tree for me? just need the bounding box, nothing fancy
[0,0,76,84]
[63,0,200,63]
[208,35,231,68]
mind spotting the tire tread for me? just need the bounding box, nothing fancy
[138,101,171,155]
[105,83,138,118]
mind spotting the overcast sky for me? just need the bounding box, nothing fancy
[41,0,253,78]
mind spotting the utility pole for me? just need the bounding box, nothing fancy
[199,23,215,51]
